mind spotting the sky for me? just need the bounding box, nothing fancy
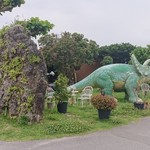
[1,0,150,47]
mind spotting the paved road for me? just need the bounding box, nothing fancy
[1,117,150,150]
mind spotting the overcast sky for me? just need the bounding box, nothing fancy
[1,0,150,47]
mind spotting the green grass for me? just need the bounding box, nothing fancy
[0,92,150,141]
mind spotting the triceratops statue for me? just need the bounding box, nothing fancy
[68,54,150,102]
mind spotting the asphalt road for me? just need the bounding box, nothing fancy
[1,117,150,150]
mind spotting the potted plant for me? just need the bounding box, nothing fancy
[134,99,144,110]
[46,97,55,110]
[46,86,55,109]
[53,74,71,113]
[91,94,117,119]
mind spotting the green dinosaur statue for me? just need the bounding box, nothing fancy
[68,54,150,102]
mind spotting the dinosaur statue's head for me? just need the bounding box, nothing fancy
[131,54,150,80]
[143,59,150,84]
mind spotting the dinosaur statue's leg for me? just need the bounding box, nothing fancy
[125,75,139,102]
[124,90,129,101]
[96,74,113,96]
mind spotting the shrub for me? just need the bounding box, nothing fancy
[46,119,91,134]
[53,74,71,102]
[91,94,117,110]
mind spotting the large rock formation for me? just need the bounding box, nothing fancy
[0,25,48,122]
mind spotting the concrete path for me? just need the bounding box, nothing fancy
[1,117,150,150]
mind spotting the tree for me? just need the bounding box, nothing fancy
[131,46,150,63]
[13,17,54,38]
[0,0,25,14]
[98,43,136,64]
[101,56,113,66]
[39,32,99,82]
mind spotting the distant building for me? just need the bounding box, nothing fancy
[75,62,100,82]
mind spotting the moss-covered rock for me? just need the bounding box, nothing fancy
[0,25,47,122]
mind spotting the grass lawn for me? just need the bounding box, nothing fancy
[0,91,150,141]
